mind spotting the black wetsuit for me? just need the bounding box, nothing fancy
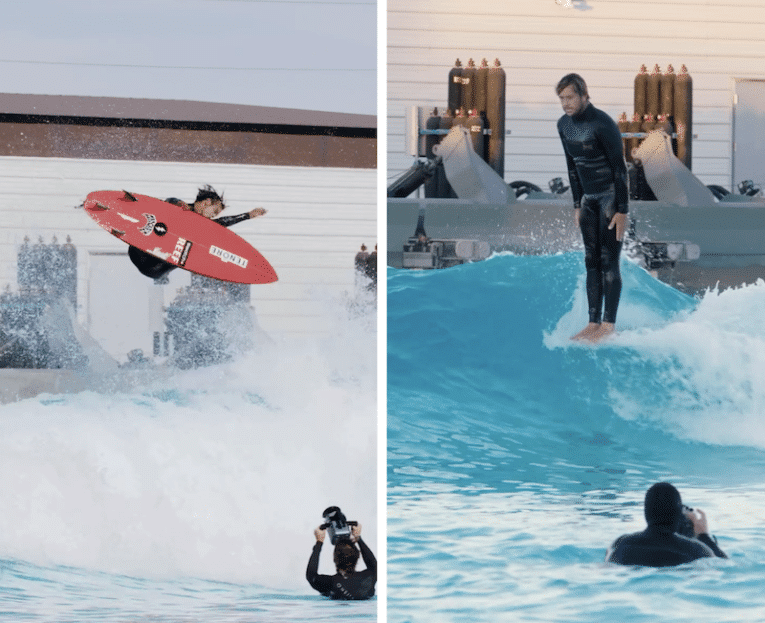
[607,482,728,567]
[306,538,377,600]
[607,526,725,567]
[558,103,629,324]
[128,198,252,280]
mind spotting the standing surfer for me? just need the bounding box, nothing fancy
[556,74,629,342]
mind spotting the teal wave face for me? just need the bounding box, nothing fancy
[388,254,765,493]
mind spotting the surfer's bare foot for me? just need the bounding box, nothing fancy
[571,322,600,341]
[586,322,616,343]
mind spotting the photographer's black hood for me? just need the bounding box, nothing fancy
[323,506,343,520]
[644,482,683,530]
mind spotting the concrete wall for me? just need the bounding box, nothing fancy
[0,156,376,357]
[387,0,765,193]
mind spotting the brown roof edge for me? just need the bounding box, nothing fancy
[0,93,376,129]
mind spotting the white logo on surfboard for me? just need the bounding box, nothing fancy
[209,245,248,268]
[117,212,140,224]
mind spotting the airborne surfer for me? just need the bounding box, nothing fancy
[127,185,267,281]
[556,74,629,343]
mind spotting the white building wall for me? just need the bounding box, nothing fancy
[388,0,765,192]
[0,156,376,352]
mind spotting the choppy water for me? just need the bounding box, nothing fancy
[0,294,377,621]
[0,558,374,622]
[387,252,765,623]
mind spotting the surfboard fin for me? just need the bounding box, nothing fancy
[110,228,126,237]
[122,190,138,202]
[87,202,110,212]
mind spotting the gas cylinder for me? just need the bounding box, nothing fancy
[634,64,648,119]
[647,64,662,118]
[474,58,489,115]
[674,64,693,169]
[661,64,675,118]
[16,236,32,290]
[31,236,49,291]
[466,108,485,158]
[355,244,369,275]
[486,58,506,179]
[425,107,441,157]
[460,58,477,114]
[62,235,77,308]
[656,113,672,133]
[641,113,656,135]
[448,59,463,114]
[439,108,455,134]
[453,107,468,129]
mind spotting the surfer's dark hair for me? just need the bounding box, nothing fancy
[556,73,589,98]
[195,184,225,210]
[333,540,360,574]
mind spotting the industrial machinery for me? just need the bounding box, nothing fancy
[388,61,765,293]
[388,118,765,294]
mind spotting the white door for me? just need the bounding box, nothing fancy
[87,252,189,362]
[732,80,765,191]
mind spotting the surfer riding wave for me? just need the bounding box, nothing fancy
[128,185,266,281]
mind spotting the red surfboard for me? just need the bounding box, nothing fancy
[83,190,277,284]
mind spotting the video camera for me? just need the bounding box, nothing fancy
[678,505,696,538]
[320,506,358,545]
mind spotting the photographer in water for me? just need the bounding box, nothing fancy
[306,507,377,600]
[606,482,727,567]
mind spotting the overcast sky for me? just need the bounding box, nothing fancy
[0,0,377,115]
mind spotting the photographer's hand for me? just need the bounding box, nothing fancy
[314,526,327,543]
[685,507,710,536]
[351,523,362,543]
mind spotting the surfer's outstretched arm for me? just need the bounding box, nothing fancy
[214,208,267,228]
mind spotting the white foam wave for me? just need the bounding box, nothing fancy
[544,259,765,448]
[609,279,765,448]
[0,295,377,589]
[543,261,692,349]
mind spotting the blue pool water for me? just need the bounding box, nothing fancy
[0,297,376,621]
[388,253,765,622]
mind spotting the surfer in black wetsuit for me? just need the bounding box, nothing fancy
[556,74,629,343]
[606,482,728,567]
[306,523,377,600]
[128,185,267,281]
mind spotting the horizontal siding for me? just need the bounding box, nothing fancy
[387,0,765,194]
[390,0,765,27]
[0,156,376,343]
